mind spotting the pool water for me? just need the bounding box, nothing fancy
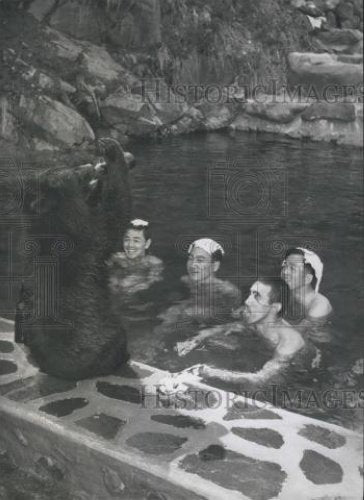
[116,131,363,429]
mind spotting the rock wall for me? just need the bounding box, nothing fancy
[0,0,362,149]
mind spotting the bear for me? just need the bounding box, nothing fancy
[14,138,133,380]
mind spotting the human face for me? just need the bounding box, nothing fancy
[187,247,219,283]
[123,229,150,260]
[281,254,306,291]
[243,281,273,324]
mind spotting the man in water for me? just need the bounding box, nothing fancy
[159,238,241,330]
[107,218,163,297]
[185,278,318,385]
[281,247,332,343]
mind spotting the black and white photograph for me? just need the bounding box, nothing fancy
[0,1,363,499]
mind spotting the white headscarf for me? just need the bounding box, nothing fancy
[130,219,149,227]
[188,238,224,257]
[296,247,323,294]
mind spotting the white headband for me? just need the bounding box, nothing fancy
[296,247,323,294]
[130,219,149,227]
[188,238,224,256]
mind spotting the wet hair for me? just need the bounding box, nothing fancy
[284,248,317,290]
[211,249,224,263]
[125,222,151,241]
[258,277,287,306]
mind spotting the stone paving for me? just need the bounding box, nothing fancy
[0,317,363,500]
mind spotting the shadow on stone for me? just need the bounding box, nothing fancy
[231,427,284,449]
[0,360,17,376]
[39,397,89,417]
[76,413,126,439]
[96,381,143,404]
[151,414,206,430]
[300,450,343,484]
[181,448,286,500]
[126,432,188,455]
[223,401,282,421]
[0,341,14,353]
[298,424,346,449]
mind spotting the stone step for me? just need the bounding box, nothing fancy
[0,318,363,500]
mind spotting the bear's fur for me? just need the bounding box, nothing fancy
[14,139,132,379]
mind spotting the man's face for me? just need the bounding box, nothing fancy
[123,229,150,260]
[187,247,219,283]
[243,281,273,324]
[281,254,307,291]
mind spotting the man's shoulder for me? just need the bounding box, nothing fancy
[278,323,305,355]
[214,278,241,295]
[146,254,163,266]
[309,293,332,319]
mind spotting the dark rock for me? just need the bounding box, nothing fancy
[39,398,89,417]
[35,455,66,481]
[231,427,284,449]
[18,95,94,148]
[288,52,363,97]
[126,432,188,455]
[181,448,286,500]
[298,424,346,448]
[77,413,126,439]
[199,445,226,461]
[0,340,14,353]
[102,467,126,496]
[297,1,324,17]
[314,27,363,52]
[151,414,206,430]
[0,360,17,376]
[96,382,143,404]
[7,374,76,402]
[337,53,363,64]
[300,449,343,484]
[223,401,282,421]
[336,0,356,27]
[302,103,356,122]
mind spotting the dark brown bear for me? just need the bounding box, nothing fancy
[14,139,132,380]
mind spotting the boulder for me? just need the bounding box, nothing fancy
[19,95,95,146]
[301,102,356,121]
[46,28,126,86]
[313,28,363,53]
[102,94,154,123]
[101,93,162,136]
[29,0,102,43]
[288,52,363,97]
[337,53,363,64]
[243,101,308,124]
[132,78,188,124]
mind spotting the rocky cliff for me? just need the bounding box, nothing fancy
[0,0,362,149]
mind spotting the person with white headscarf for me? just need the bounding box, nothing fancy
[156,238,241,347]
[281,247,332,342]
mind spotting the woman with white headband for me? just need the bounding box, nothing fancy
[107,218,163,298]
[281,247,332,342]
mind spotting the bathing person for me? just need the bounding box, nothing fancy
[157,238,241,338]
[107,219,163,296]
[281,247,332,342]
[186,278,319,385]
